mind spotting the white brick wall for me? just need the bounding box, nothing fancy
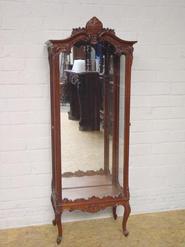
[0,0,185,229]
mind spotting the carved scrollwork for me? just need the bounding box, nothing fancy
[62,194,124,213]
[49,44,71,55]
[63,194,123,203]
[72,27,86,36]
[59,44,71,54]
[69,204,110,213]
[50,46,61,57]
[112,45,133,55]
[46,17,137,55]
[123,46,134,55]
[62,168,107,177]
[103,28,115,35]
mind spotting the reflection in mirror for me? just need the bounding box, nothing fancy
[59,43,125,191]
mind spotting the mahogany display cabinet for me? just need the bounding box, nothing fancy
[46,17,137,244]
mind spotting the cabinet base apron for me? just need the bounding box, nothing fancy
[51,193,131,244]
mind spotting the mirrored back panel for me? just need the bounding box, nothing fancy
[59,42,125,189]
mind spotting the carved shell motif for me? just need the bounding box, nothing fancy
[71,17,115,45]
[86,17,103,33]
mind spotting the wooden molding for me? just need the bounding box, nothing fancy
[62,168,108,177]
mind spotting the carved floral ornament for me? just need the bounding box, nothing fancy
[62,168,106,177]
[62,194,126,213]
[46,17,137,56]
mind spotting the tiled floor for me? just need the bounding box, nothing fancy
[0,210,185,247]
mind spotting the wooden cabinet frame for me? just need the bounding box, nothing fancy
[46,17,137,244]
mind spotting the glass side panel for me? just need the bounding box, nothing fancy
[118,55,125,187]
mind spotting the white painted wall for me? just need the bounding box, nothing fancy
[0,0,185,229]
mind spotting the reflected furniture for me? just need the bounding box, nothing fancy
[65,70,101,131]
[46,17,137,244]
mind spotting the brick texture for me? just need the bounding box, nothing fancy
[0,0,185,229]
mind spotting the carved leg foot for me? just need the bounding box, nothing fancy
[112,206,117,220]
[122,202,131,237]
[57,236,62,244]
[56,212,62,244]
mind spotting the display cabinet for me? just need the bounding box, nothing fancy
[46,17,137,244]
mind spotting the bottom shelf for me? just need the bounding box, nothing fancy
[62,175,122,201]
[62,184,122,201]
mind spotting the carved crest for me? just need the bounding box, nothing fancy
[71,17,114,37]
[47,16,137,55]
[86,16,103,33]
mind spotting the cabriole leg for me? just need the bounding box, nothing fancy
[122,202,131,237]
[56,212,62,244]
